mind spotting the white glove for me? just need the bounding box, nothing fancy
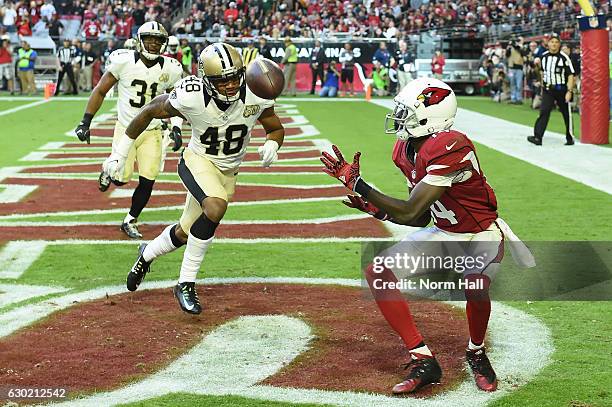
[103,133,134,181]
[257,139,280,168]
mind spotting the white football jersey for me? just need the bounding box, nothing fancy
[106,49,183,129]
[169,76,275,171]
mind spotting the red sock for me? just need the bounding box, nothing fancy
[465,274,491,345]
[365,264,423,349]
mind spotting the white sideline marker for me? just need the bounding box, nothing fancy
[0,283,67,308]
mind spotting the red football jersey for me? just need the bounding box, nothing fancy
[392,129,498,233]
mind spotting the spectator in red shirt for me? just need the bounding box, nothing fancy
[28,0,40,25]
[17,16,32,36]
[431,49,445,79]
[0,38,14,94]
[82,17,101,40]
[114,12,133,40]
[224,2,239,22]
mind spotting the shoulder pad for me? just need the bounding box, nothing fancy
[108,49,134,64]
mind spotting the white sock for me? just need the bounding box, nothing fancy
[410,344,433,357]
[468,339,485,350]
[124,213,136,224]
[143,224,180,263]
[178,234,213,283]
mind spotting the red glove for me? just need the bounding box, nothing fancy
[343,195,389,221]
[321,145,361,191]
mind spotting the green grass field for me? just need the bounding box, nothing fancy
[0,97,610,407]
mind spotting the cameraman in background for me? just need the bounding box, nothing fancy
[506,37,526,104]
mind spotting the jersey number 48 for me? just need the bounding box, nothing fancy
[200,124,249,156]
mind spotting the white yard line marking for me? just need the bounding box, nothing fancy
[0,99,50,116]
[19,151,50,161]
[0,196,346,221]
[370,99,612,195]
[0,277,552,407]
[0,184,37,203]
[0,241,48,279]
[0,214,369,228]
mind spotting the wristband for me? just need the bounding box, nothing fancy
[81,113,94,126]
[354,177,373,197]
[114,133,135,158]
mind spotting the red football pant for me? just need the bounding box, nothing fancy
[464,274,492,346]
[364,264,423,349]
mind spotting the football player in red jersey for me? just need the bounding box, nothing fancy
[322,78,533,394]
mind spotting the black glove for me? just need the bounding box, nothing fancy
[169,126,182,152]
[75,113,93,144]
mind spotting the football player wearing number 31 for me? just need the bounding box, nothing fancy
[321,78,534,395]
[74,22,184,239]
[118,43,284,315]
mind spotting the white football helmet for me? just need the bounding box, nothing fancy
[385,77,457,140]
[137,21,168,60]
[167,35,179,54]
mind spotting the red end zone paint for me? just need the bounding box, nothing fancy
[23,164,322,174]
[0,284,467,398]
[46,150,322,160]
[0,178,350,215]
[0,217,389,240]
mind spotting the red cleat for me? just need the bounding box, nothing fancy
[466,347,498,392]
[392,353,442,395]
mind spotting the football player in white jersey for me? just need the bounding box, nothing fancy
[107,43,285,314]
[74,22,184,239]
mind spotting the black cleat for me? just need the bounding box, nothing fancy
[392,353,442,394]
[98,170,111,191]
[565,138,575,145]
[121,220,143,239]
[173,282,202,314]
[466,347,498,392]
[127,243,150,291]
[527,136,542,146]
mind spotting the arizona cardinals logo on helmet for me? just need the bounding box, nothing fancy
[417,87,451,107]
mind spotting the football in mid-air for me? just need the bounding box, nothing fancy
[246,58,285,100]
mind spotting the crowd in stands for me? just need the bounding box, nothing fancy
[171,0,593,41]
[0,0,599,45]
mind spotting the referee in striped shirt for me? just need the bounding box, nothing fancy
[55,38,79,96]
[528,35,576,145]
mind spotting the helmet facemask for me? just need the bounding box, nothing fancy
[138,33,167,60]
[200,61,245,103]
[384,101,421,140]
